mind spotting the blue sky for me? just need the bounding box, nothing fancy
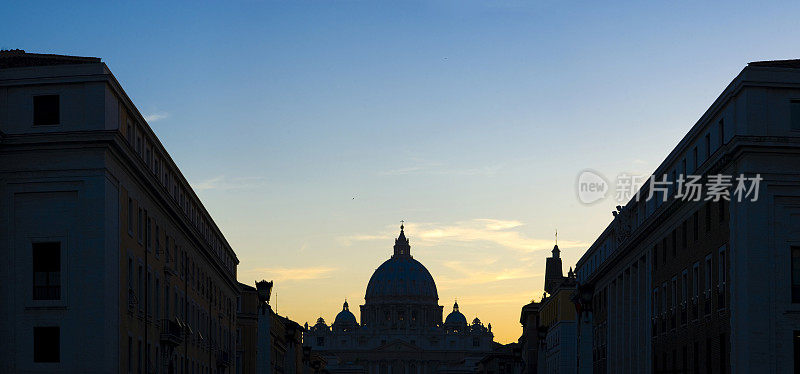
[5,0,800,342]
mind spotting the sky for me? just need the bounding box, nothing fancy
[4,0,800,343]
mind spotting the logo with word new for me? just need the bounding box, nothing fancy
[577,170,609,204]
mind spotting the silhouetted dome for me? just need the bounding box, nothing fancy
[334,300,358,326]
[444,301,467,326]
[364,225,438,304]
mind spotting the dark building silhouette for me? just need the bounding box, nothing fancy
[574,59,800,373]
[237,281,327,374]
[544,245,564,295]
[475,342,523,374]
[304,225,493,373]
[518,301,541,374]
[0,50,239,373]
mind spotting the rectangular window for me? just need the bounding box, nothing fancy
[653,246,658,271]
[682,221,688,248]
[671,230,677,257]
[138,265,143,312]
[681,270,688,304]
[145,212,150,250]
[153,278,161,318]
[671,277,677,309]
[146,147,151,168]
[155,225,160,257]
[128,198,134,235]
[719,246,727,286]
[652,288,658,317]
[33,95,60,126]
[693,147,698,171]
[32,242,60,300]
[719,119,725,146]
[662,237,668,263]
[682,159,687,177]
[138,208,143,243]
[128,257,134,306]
[33,326,59,362]
[693,262,700,300]
[147,271,152,316]
[705,255,713,295]
[693,211,699,241]
[165,284,170,319]
[705,202,712,232]
[792,247,800,303]
[719,200,726,222]
[127,119,133,144]
[705,133,711,159]
[791,100,800,130]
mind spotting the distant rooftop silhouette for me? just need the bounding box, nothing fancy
[0,49,100,69]
[748,59,800,68]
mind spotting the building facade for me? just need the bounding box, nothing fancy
[475,343,523,374]
[574,59,800,373]
[518,301,541,374]
[237,281,327,374]
[539,249,578,374]
[304,225,493,374]
[0,50,240,373]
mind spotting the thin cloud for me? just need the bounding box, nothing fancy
[340,219,586,253]
[192,175,268,191]
[241,266,337,282]
[436,258,542,289]
[414,219,586,253]
[144,112,169,122]
[437,268,543,289]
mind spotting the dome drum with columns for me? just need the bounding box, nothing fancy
[304,224,493,374]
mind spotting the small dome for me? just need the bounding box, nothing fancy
[472,317,481,325]
[333,300,358,326]
[444,301,467,326]
[315,317,327,327]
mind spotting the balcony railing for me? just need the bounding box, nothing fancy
[160,318,184,346]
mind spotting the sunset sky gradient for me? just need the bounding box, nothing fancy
[5,0,800,342]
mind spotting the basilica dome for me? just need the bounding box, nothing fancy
[364,224,438,304]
